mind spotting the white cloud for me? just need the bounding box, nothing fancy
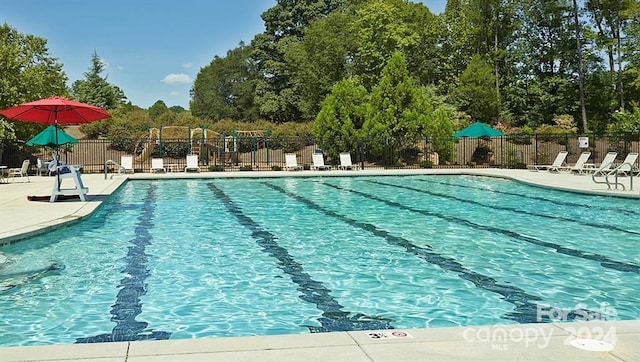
[182,62,193,69]
[170,91,181,96]
[161,73,192,85]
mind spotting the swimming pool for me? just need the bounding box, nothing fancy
[0,175,638,346]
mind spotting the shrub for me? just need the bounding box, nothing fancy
[420,160,433,168]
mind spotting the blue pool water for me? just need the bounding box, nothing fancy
[0,175,638,346]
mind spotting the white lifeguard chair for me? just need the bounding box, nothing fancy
[50,165,88,202]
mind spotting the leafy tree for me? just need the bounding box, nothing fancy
[286,11,357,121]
[455,55,500,122]
[352,0,421,90]
[251,0,346,122]
[148,100,170,120]
[0,23,67,164]
[71,50,127,110]
[362,52,435,158]
[190,42,258,121]
[313,77,369,157]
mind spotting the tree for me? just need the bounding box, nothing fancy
[0,23,67,164]
[362,52,434,159]
[456,55,500,122]
[190,42,258,121]
[148,100,170,120]
[286,11,357,121]
[71,50,127,110]
[251,0,347,122]
[313,77,369,157]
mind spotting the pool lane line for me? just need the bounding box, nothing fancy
[76,184,171,343]
[368,179,640,236]
[207,183,394,333]
[323,181,639,275]
[418,177,640,216]
[262,182,601,324]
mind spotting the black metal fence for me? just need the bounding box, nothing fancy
[3,133,639,174]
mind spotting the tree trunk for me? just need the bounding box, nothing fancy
[573,0,588,132]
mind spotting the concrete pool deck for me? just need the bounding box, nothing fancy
[0,168,638,361]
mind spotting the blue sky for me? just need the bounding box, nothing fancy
[0,1,446,110]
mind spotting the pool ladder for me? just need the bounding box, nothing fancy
[592,161,635,191]
[104,159,125,179]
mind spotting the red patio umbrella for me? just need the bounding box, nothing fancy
[0,96,111,125]
[1,96,111,195]
[0,95,111,156]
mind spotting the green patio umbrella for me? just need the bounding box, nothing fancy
[26,125,78,147]
[453,122,504,138]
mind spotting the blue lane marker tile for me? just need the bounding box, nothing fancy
[76,184,171,343]
[264,182,606,324]
[366,179,639,274]
[207,183,394,333]
[421,177,640,216]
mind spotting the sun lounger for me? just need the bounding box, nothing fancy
[568,152,592,174]
[312,153,331,170]
[527,151,568,172]
[338,152,360,170]
[607,152,638,176]
[592,152,618,177]
[284,153,303,171]
[151,158,166,173]
[185,154,200,172]
[120,155,134,174]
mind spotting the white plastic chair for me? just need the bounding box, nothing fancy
[527,151,568,172]
[8,160,30,182]
[312,153,331,170]
[120,155,134,174]
[185,154,200,172]
[284,153,303,171]
[338,152,359,170]
[151,158,166,173]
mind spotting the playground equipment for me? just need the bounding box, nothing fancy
[135,127,268,167]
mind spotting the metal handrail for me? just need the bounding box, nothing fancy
[104,159,124,179]
[599,162,635,191]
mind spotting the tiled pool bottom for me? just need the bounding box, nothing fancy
[1,170,639,360]
[2,320,638,361]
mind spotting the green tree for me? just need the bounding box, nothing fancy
[71,51,127,109]
[286,11,357,121]
[0,23,67,164]
[252,0,347,122]
[456,55,500,122]
[313,77,369,157]
[362,52,434,159]
[190,42,258,121]
[148,100,170,120]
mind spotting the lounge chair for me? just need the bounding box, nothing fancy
[185,154,200,172]
[8,160,30,182]
[338,152,359,170]
[311,153,331,171]
[284,153,303,171]
[568,152,592,174]
[36,158,51,176]
[527,151,568,172]
[608,152,638,176]
[120,155,134,174]
[592,152,618,177]
[151,158,166,173]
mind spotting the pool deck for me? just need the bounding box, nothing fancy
[1,168,639,361]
